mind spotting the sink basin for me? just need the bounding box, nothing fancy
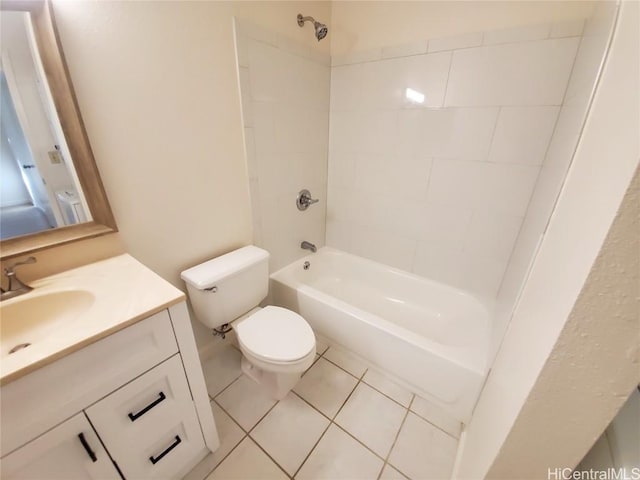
[0,290,95,358]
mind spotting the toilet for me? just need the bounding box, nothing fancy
[181,246,316,400]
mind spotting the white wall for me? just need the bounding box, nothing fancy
[330,1,596,56]
[456,0,639,475]
[0,115,31,207]
[51,0,331,348]
[492,0,618,360]
[326,23,580,299]
[1,11,77,224]
[235,20,330,273]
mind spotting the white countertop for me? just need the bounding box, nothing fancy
[0,254,185,385]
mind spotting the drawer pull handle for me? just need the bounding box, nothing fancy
[78,433,97,462]
[149,435,182,465]
[128,391,166,421]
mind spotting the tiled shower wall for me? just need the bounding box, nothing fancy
[326,22,584,299]
[491,2,618,359]
[235,20,330,272]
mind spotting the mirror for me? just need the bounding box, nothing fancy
[0,0,116,259]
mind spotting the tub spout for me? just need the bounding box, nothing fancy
[301,241,317,253]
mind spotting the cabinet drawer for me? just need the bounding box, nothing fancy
[86,354,205,479]
[1,310,178,457]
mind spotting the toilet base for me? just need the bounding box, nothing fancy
[241,357,304,400]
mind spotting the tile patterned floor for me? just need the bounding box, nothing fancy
[191,342,461,480]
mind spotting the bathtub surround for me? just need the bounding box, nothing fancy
[456,1,639,475]
[326,22,581,300]
[492,1,619,361]
[235,20,330,273]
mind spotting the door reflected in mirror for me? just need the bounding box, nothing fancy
[1,10,89,240]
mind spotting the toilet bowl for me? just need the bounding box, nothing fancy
[233,306,316,399]
[180,246,316,400]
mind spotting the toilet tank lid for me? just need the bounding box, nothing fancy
[180,246,269,290]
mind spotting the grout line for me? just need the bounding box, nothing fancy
[214,397,290,478]
[249,437,294,479]
[484,105,502,162]
[378,398,413,480]
[291,421,333,478]
[441,50,455,108]
[360,376,413,411]
[211,373,244,401]
[321,355,366,381]
[213,398,249,434]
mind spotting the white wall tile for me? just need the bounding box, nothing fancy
[550,20,585,39]
[359,52,451,109]
[445,38,580,106]
[251,102,277,154]
[488,107,560,165]
[482,24,551,46]
[355,111,398,154]
[416,201,474,252]
[354,154,431,201]
[241,33,329,272]
[382,40,428,59]
[428,32,483,53]
[349,226,417,273]
[328,151,357,188]
[331,49,382,66]
[421,108,499,160]
[426,159,540,216]
[464,211,523,263]
[330,64,363,111]
[329,110,363,153]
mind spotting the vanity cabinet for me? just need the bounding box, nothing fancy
[1,413,120,479]
[0,302,219,480]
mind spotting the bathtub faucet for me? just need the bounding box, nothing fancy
[301,241,317,253]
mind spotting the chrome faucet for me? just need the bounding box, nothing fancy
[1,257,36,301]
[301,241,317,253]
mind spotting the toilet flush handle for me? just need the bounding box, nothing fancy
[205,286,218,293]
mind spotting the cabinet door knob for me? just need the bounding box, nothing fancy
[127,391,166,422]
[77,432,97,462]
[149,435,182,465]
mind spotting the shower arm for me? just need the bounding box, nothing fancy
[297,15,316,27]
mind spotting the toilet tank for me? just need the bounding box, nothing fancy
[181,246,269,329]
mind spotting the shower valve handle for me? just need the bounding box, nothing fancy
[296,189,319,211]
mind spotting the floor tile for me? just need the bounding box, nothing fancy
[315,335,329,355]
[362,369,414,407]
[324,345,368,377]
[201,346,243,397]
[379,464,409,480]
[184,402,246,480]
[295,424,384,480]
[210,401,246,466]
[293,358,358,418]
[215,375,277,431]
[388,412,458,480]
[251,393,330,476]
[207,437,288,480]
[335,383,406,458]
[411,395,462,439]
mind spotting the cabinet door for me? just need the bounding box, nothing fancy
[1,413,120,480]
[86,354,206,479]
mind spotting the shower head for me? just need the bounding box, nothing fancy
[297,14,328,42]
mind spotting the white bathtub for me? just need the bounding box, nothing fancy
[270,247,492,423]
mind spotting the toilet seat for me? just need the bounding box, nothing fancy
[235,306,315,364]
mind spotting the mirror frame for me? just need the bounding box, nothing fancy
[0,0,117,260]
